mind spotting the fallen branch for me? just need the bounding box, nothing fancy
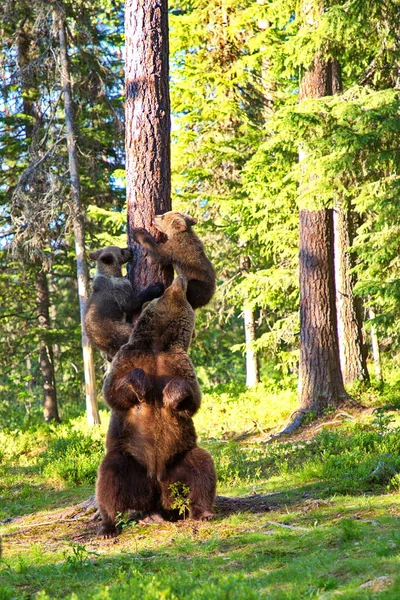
[1,516,94,538]
[253,420,268,436]
[264,409,309,441]
[267,520,308,532]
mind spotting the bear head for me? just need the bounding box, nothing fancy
[89,246,132,277]
[130,275,195,352]
[153,211,198,237]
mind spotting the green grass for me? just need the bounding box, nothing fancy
[1,380,400,599]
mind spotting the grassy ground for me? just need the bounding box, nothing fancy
[1,377,400,599]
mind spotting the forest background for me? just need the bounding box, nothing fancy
[1,0,400,424]
[1,1,400,598]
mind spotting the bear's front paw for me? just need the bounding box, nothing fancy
[146,282,164,298]
[132,228,153,246]
[163,378,193,411]
[124,368,150,402]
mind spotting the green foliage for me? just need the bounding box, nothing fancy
[0,0,125,421]
[42,431,104,485]
[169,482,191,517]
[63,544,100,570]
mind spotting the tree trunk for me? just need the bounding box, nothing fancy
[56,8,100,426]
[243,307,260,388]
[297,0,348,413]
[334,206,369,384]
[125,0,174,295]
[35,269,60,422]
[298,210,347,411]
[368,307,383,383]
[17,26,60,422]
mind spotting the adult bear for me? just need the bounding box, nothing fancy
[96,275,216,538]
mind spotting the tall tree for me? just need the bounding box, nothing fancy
[17,20,60,422]
[125,0,173,294]
[55,5,100,426]
[297,1,347,414]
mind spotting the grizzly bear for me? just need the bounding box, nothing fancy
[85,246,164,360]
[132,211,216,309]
[96,275,216,538]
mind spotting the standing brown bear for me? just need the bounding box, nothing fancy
[96,275,216,538]
[132,211,216,309]
[85,246,163,360]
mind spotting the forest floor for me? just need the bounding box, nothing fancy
[1,379,400,599]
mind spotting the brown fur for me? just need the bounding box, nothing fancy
[132,211,216,309]
[85,246,164,360]
[96,276,216,538]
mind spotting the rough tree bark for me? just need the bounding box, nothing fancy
[298,210,348,411]
[333,206,369,384]
[56,8,100,426]
[297,0,348,416]
[125,0,174,294]
[35,269,60,422]
[17,26,60,422]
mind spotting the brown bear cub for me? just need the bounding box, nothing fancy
[96,275,216,538]
[132,211,216,309]
[85,246,163,360]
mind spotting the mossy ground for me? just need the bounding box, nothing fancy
[1,377,400,599]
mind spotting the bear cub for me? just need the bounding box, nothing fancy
[132,211,216,309]
[85,246,163,360]
[96,275,216,538]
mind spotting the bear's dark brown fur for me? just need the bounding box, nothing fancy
[96,276,216,538]
[85,246,163,360]
[132,211,216,309]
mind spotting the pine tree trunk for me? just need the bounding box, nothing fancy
[125,0,174,294]
[243,307,260,388]
[334,206,369,384]
[297,0,348,413]
[368,307,383,382]
[35,269,60,422]
[298,210,347,410]
[56,9,100,426]
[17,27,60,422]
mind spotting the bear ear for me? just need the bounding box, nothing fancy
[100,253,114,265]
[88,249,101,260]
[183,214,198,227]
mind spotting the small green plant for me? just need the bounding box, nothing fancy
[115,512,136,531]
[169,481,191,517]
[63,543,99,569]
[338,519,361,543]
[372,408,396,433]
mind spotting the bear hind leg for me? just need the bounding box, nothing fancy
[96,452,159,538]
[161,447,216,521]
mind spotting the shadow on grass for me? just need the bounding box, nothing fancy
[0,467,94,522]
[2,514,400,600]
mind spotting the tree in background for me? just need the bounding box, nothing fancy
[0,0,125,423]
[55,3,100,426]
[169,0,298,385]
[334,206,369,385]
[11,5,60,421]
[297,1,348,415]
